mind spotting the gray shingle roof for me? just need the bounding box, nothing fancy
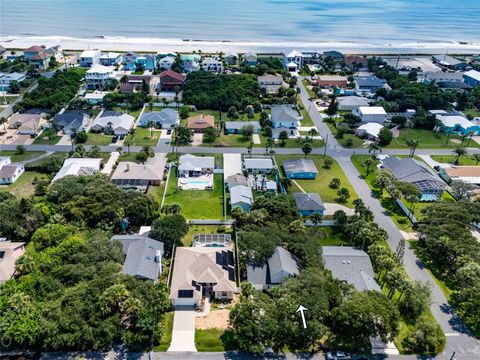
[112,235,164,281]
[225,121,260,131]
[293,192,325,211]
[271,106,299,123]
[354,76,387,87]
[282,159,318,174]
[383,157,444,190]
[54,111,87,131]
[322,246,381,291]
[139,109,178,127]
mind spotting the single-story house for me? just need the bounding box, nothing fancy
[225,174,249,190]
[247,246,300,291]
[0,240,26,283]
[111,234,164,281]
[313,75,348,88]
[230,184,253,212]
[52,158,102,183]
[225,121,260,134]
[244,158,274,174]
[433,111,480,135]
[187,114,215,133]
[353,106,387,123]
[322,246,381,292]
[8,113,43,135]
[136,54,157,71]
[177,154,215,177]
[383,156,445,201]
[111,159,165,192]
[158,69,186,92]
[356,122,384,141]
[282,159,318,179]
[223,153,242,179]
[258,74,286,94]
[0,157,25,185]
[244,52,258,66]
[138,108,179,129]
[91,111,135,137]
[85,91,109,104]
[53,110,89,135]
[337,96,370,111]
[293,192,325,216]
[440,166,480,185]
[463,70,480,87]
[169,246,237,307]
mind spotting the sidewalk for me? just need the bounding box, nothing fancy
[101,151,120,176]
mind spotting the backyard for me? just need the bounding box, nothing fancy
[0,150,45,162]
[163,170,224,220]
[181,225,233,247]
[274,154,358,208]
[0,171,45,198]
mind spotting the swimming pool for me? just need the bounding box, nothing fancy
[184,180,210,186]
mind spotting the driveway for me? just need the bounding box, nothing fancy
[168,309,197,352]
[418,154,452,169]
[101,151,120,176]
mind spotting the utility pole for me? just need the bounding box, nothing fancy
[323,134,328,157]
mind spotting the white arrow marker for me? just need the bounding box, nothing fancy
[296,304,308,329]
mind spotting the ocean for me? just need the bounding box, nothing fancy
[0,0,479,44]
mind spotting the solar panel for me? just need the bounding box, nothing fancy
[178,290,194,298]
[215,252,223,266]
[227,251,234,266]
[228,268,235,282]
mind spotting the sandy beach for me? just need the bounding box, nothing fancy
[1,36,480,55]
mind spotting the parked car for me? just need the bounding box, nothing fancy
[111,135,118,143]
[325,351,352,360]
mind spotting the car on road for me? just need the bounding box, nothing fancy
[325,351,352,360]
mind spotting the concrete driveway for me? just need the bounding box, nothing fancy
[168,309,197,352]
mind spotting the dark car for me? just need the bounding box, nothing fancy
[325,351,352,360]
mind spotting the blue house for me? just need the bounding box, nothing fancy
[244,52,258,66]
[433,111,480,135]
[230,185,253,212]
[293,192,325,216]
[463,70,480,88]
[99,52,122,66]
[282,159,318,179]
[0,72,26,91]
[123,51,139,71]
[225,121,260,134]
[136,54,157,71]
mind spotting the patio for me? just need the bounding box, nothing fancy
[178,174,214,190]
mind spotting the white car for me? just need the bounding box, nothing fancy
[325,351,352,360]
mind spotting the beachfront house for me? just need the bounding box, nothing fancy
[53,110,89,135]
[0,72,26,92]
[225,52,238,65]
[258,74,286,94]
[122,51,140,71]
[383,156,445,201]
[356,122,384,141]
[353,106,387,123]
[90,111,135,137]
[181,54,201,73]
[158,70,185,92]
[345,55,368,70]
[52,158,102,183]
[270,105,302,138]
[225,121,260,134]
[177,154,215,178]
[138,108,179,129]
[136,54,156,71]
[99,52,123,66]
[323,50,345,62]
[244,52,258,66]
[158,56,176,70]
[230,185,253,212]
[244,158,274,174]
[169,246,237,307]
[201,57,223,73]
[85,64,115,90]
[0,240,26,283]
[111,234,164,281]
[463,70,480,87]
[432,55,467,70]
[354,76,388,95]
[282,158,318,179]
[0,157,24,185]
[293,192,325,217]
[79,50,101,68]
[247,246,300,291]
[432,110,480,135]
[284,50,304,71]
[24,45,59,69]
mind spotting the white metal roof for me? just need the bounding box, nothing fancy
[358,106,386,115]
[80,50,101,58]
[223,154,242,179]
[464,70,480,82]
[437,115,475,129]
[357,122,384,137]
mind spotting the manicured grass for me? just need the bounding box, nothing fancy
[385,128,480,149]
[125,127,160,146]
[155,312,174,351]
[111,106,141,119]
[147,182,166,204]
[400,191,455,221]
[0,95,18,105]
[164,171,224,220]
[181,225,233,247]
[463,107,480,118]
[202,133,255,148]
[33,129,62,145]
[0,171,45,198]
[275,154,358,208]
[431,154,480,166]
[195,328,226,352]
[317,227,351,246]
[0,151,45,162]
[299,105,314,127]
[86,132,112,146]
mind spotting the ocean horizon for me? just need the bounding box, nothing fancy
[1,0,480,44]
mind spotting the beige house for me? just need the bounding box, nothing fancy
[169,246,237,307]
[8,113,44,135]
[0,240,25,283]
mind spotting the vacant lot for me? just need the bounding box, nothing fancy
[125,127,160,146]
[0,171,45,198]
[0,150,45,162]
[85,133,112,146]
[385,128,479,149]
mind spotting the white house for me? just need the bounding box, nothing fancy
[181,54,201,73]
[201,57,223,73]
[85,64,115,90]
[0,157,24,185]
[353,106,387,123]
[79,50,101,67]
[244,158,274,174]
[158,56,175,70]
[91,112,135,137]
[284,50,304,71]
[52,158,102,183]
[270,105,302,138]
[356,122,384,141]
[177,154,215,177]
[85,91,109,104]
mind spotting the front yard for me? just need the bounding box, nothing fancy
[125,127,160,146]
[33,129,61,145]
[0,150,45,162]
[431,154,480,166]
[85,132,112,146]
[385,128,480,149]
[274,154,358,208]
[163,170,224,220]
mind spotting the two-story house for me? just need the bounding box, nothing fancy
[79,50,101,67]
[85,64,115,90]
[201,57,223,73]
[181,54,201,73]
[284,50,304,71]
[270,105,302,138]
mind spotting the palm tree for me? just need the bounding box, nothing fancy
[363,157,376,176]
[453,147,467,165]
[308,128,318,140]
[247,142,253,158]
[161,97,167,108]
[116,146,124,156]
[124,139,132,154]
[368,143,382,155]
[474,153,480,166]
[148,120,155,138]
[302,142,312,158]
[143,145,154,158]
[405,138,420,158]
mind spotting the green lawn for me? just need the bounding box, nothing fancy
[125,127,160,146]
[299,105,314,127]
[0,171,45,198]
[259,132,324,149]
[181,225,233,247]
[317,227,351,246]
[385,128,480,149]
[86,132,112,146]
[111,106,141,119]
[400,192,455,221]
[431,154,480,166]
[326,122,366,148]
[0,151,45,162]
[164,170,224,220]
[275,154,358,208]
[0,95,18,105]
[33,129,62,145]
[202,133,255,148]
[464,107,480,118]
[26,152,69,169]
[155,312,174,351]
[195,328,227,352]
